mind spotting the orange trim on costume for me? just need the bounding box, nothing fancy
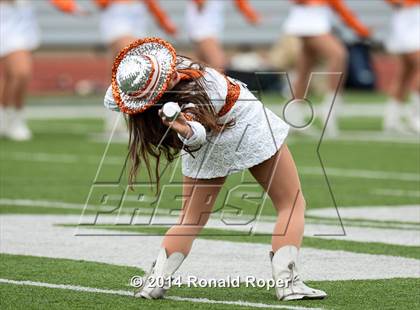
[386,0,420,7]
[51,0,133,13]
[177,68,239,117]
[293,0,370,38]
[178,68,205,81]
[218,77,240,117]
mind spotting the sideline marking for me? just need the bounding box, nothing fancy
[0,278,322,310]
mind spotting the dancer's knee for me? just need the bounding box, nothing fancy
[8,66,31,85]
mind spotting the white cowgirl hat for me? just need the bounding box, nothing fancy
[109,37,177,114]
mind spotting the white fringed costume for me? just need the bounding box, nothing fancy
[177,67,289,179]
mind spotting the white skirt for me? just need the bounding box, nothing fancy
[283,5,332,37]
[386,6,420,54]
[100,2,147,44]
[181,85,289,179]
[0,2,40,57]
[185,0,225,41]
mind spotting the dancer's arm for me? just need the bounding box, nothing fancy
[234,0,261,25]
[144,0,178,36]
[50,0,78,13]
[160,110,207,147]
[329,0,370,38]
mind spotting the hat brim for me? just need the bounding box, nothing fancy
[111,37,177,114]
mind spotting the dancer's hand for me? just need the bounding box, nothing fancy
[159,110,193,139]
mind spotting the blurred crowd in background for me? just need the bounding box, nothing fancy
[0,0,419,141]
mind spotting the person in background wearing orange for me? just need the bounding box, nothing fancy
[383,0,420,134]
[51,0,177,135]
[186,0,260,71]
[283,0,370,137]
[0,0,41,141]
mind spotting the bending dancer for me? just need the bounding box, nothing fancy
[104,37,328,301]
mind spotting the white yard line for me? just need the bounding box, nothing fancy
[0,199,85,210]
[1,197,418,224]
[0,198,173,217]
[0,278,133,296]
[1,215,420,281]
[1,198,419,245]
[198,219,420,247]
[289,132,420,144]
[0,278,319,310]
[24,106,104,120]
[2,151,419,182]
[0,152,123,165]
[299,167,420,182]
[371,189,420,198]
[306,205,420,224]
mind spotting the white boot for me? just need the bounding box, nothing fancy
[383,99,408,133]
[135,248,185,299]
[319,92,340,138]
[6,108,32,141]
[270,246,327,301]
[405,95,420,134]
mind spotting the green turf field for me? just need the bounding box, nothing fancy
[0,93,419,309]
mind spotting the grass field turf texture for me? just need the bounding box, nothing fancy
[1,92,419,309]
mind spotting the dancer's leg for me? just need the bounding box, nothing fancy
[162,176,226,255]
[249,145,305,252]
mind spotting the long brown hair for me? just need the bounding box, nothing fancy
[127,56,234,191]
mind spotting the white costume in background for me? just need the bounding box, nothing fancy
[386,5,420,54]
[383,3,420,134]
[283,4,333,36]
[0,0,40,57]
[99,1,147,44]
[185,0,225,41]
